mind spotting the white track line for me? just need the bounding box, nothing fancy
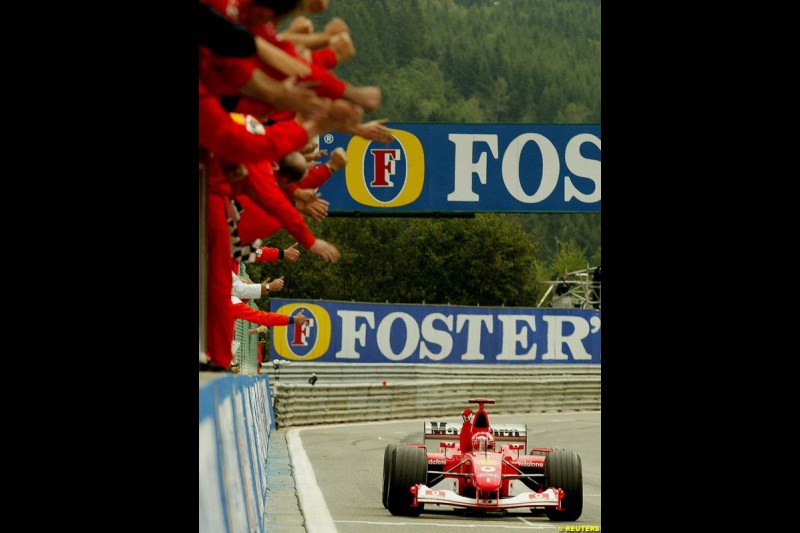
[287,428,338,533]
[336,520,558,529]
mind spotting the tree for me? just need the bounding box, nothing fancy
[555,102,592,123]
[393,214,541,306]
[264,214,541,307]
[487,77,510,122]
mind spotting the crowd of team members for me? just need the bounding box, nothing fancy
[199,0,392,371]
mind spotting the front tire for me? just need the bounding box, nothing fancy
[387,445,427,516]
[382,443,401,509]
[544,449,583,521]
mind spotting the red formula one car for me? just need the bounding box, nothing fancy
[382,398,582,520]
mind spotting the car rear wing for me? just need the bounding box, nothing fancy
[423,422,527,450]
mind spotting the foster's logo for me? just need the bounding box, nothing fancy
[346,129,424,208]
[272,303,331,361]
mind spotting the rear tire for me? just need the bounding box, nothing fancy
[387,445,428,516]
[382,443,400,509]
[544,449,583,521]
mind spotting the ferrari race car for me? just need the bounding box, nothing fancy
[382,398,582,520]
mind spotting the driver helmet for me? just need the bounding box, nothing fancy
[472,431,494,452]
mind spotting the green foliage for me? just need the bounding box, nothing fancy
[550,238,591,277]
[507,213,600,265]
[592,247,601,266]
[390,214,540,306]
[259,214,541,306]
[296,0,600,123]
[532,238,599,304]
[374,59,451,122]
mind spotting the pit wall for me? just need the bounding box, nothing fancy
[199,375,275,533]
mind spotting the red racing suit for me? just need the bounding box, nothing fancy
[199,81,309,369]
[279,161,334,201]
[230,158,317,250]
[231,297,293,327]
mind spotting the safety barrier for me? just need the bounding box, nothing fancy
[266,364,600,427]
[199,374,275,533]
[263,361,599,383]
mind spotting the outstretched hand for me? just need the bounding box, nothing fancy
[293,309,308,327]
[254,36,312,78]
[324,16,349,36]
[330,31,355,64]
[296,195,329,221]
[285,15,313,34]
[268,276,285,293]
[304,148,328,162]
[283,242,301,262]
[329,146,348,169]
[350,118,393,144]
[308,238,340,263]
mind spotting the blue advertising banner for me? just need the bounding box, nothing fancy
[268,299,600,364]
[315,123,600,214]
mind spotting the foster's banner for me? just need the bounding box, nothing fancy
[268,299,601,364]
[317,123,600,214]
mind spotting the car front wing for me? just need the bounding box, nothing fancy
[410,484,564,510]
